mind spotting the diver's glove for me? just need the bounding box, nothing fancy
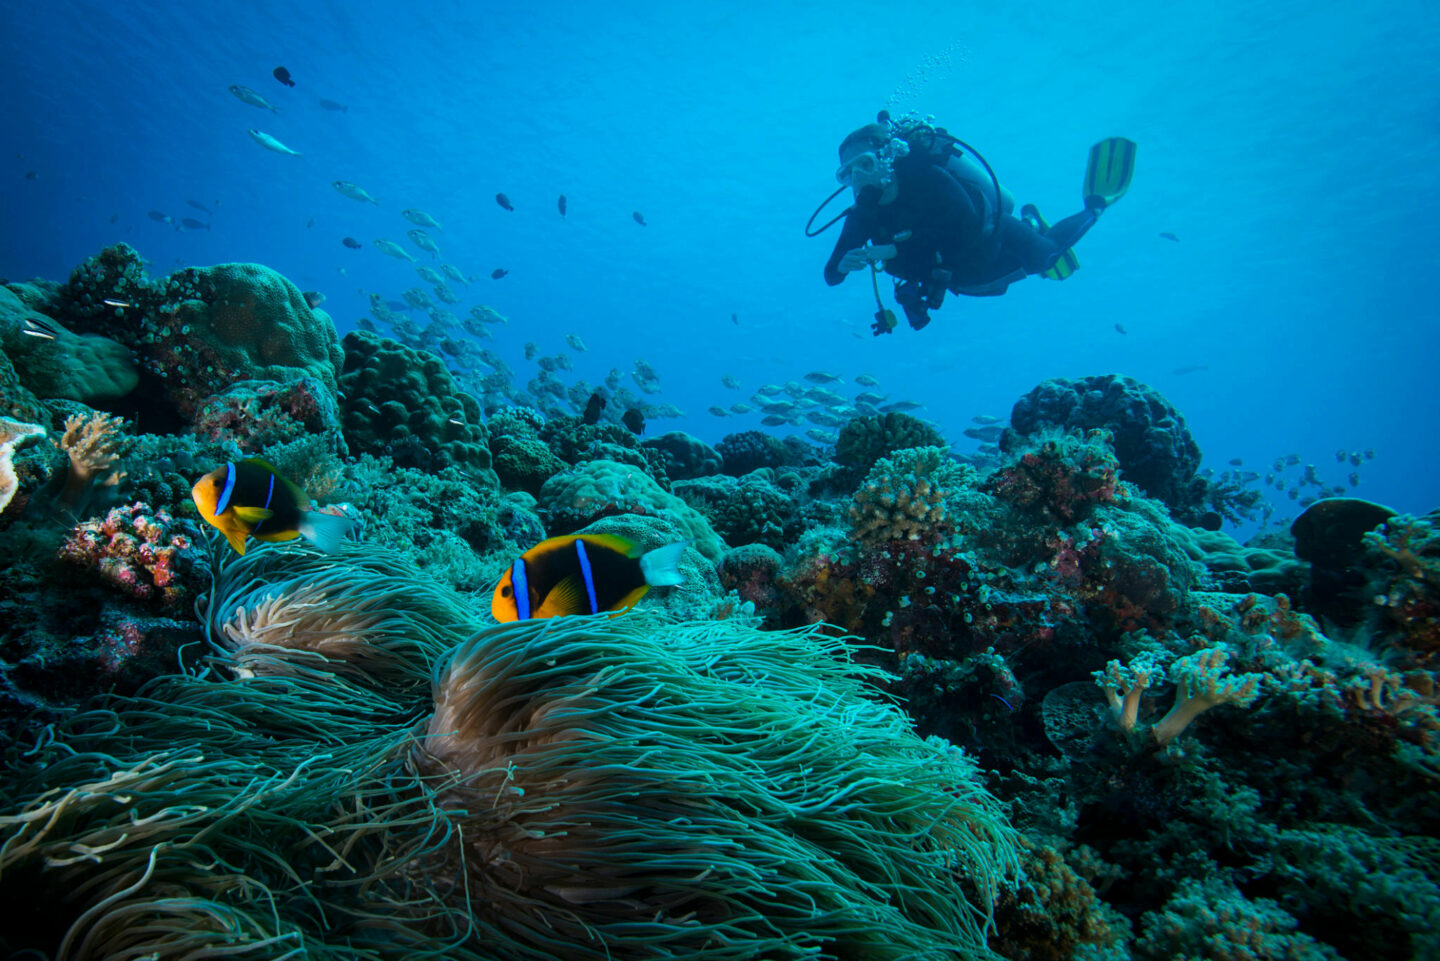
[871,308,897,336]
[894,281,932,331]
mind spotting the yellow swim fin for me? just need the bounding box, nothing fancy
[1024,205,1080,281]
[1084,137,1137,209]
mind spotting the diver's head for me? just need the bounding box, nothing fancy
[835,123,908,201]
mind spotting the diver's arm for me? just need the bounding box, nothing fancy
[824,212,876,286]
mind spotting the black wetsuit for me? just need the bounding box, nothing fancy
[824,156,1098,297]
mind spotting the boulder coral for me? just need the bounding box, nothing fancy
[338,330,495,482]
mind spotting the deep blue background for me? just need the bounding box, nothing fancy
[3,0,1437,532]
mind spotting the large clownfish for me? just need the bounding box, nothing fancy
[191,458,351,556]
[492,534,686,621]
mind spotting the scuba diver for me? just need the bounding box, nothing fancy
[809,112,1136,334]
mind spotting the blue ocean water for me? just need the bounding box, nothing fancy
[2,0,1437,529]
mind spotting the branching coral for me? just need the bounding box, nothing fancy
[848,445,965,546]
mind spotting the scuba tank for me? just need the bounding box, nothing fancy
[894,120,1014,242]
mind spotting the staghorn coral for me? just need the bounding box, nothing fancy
[848,445,965,546]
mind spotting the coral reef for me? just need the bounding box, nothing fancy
[486,406,569,495]
[0,416,44,513]
[192,376,346,455]
[539,414,668,478]
[0,284,138,402]
[1003,374,1204,519]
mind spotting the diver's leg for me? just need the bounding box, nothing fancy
[999,207,1098,275]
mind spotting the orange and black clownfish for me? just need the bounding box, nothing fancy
[191,458,351,556]
[492,534,686,621]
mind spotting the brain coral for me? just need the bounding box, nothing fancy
[338,331,495,482]
[1003,374,1203,516]
[538,459,725,560]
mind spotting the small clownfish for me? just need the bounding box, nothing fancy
[191,458,351,555]
[492,534,686,621]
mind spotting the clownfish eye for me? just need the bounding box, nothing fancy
[500,585,513,598]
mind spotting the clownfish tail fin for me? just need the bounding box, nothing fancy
[639,541,687,587]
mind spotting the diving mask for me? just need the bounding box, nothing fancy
[835,151,879,185]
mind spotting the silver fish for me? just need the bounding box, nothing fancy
[407,229,441,258]
[373,239,416,262]
[804,371,842,384]
[565,333,588,352]
[441,263,467,283]
[228,85,277,112]
[248,129,301,156]
[333,181,379,204]
[402,208,442,229]
[415,265,443,284]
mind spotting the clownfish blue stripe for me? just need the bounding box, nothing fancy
[574,538,599,614]
[215,462,237,515]
[512,558,530,619]
[262,473,275,509]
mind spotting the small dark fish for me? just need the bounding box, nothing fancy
[147,210,171,223]
[731,312,738,325]
[109,213,119,224]
[273,66,295,87]
[496,193,514,211]
[187,200,213,214]
[491,268,508,279]
[557,194,567,217]
[583,391,606,425]
[1114,323,1127,334]
[632,211,647,226]
[318,99,347,112]
[306,217,315,228]
[342,236,362,249]
[1159,231,1180,242]
[1171,364,1209,375]
[1228,458,1243,466]
[303,290,326,309]
[24,170,37,180]
[621,408,645,436]
[180,217,210,230]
